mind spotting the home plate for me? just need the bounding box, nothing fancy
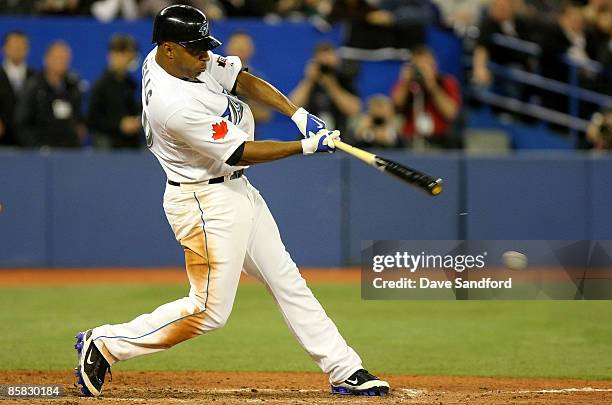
[398,388,428,398]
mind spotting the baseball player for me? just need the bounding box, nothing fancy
[74,5,389,398]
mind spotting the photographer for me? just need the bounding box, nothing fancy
[391,46,461,149]
[289,42,361,134]
[350,94,404,148]
[587,108,612,151]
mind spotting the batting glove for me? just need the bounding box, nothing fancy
[292,107,327,138]
[302,129,340,155]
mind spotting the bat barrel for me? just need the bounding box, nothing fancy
[375,157,443,196]
[335,140,443,196]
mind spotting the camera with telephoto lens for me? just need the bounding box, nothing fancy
[600,123,612,149]
[319,63,336,75]
[371,116,386,127]
[413,68,426,87]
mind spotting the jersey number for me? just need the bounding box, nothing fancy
[142,111,153,148]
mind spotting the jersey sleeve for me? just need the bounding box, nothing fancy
[205,52,243,93]
[165,104,249,162]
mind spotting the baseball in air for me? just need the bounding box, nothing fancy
[502,251,528,270]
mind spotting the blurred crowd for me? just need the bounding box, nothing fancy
[0,31,141,148]
[0,0,611,150]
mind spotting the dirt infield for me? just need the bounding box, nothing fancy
[2,370,612,404]
[0,267,360,286]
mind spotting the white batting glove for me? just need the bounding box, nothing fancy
[301,129,340,155]
[291,107,327,138]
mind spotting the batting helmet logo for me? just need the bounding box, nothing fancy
[199,22,208,37]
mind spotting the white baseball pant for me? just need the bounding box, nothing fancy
[91,175,362,383]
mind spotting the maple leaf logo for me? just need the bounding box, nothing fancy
[212,120,228,140]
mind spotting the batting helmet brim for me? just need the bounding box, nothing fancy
[177,34,222,53]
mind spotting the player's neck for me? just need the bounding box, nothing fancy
[155,50,183,80]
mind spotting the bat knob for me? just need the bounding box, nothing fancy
[429,179,443,196]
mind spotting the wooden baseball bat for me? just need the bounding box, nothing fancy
[334,140,443,196]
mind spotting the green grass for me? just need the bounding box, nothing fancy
[1,282,611,380]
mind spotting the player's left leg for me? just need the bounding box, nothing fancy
[240,180,389,395]
[75,180,253,396]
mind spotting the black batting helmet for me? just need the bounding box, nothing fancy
[152,5,221,53]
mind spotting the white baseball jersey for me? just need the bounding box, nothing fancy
[141,47,254,183]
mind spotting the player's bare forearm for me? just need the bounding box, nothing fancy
[237,140,303,165]
[235,72,298,117]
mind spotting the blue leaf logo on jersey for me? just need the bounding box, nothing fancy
[221,90,243,125]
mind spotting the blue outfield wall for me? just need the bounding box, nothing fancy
[347,154,461,264]
[47,152,182,267]
[590,158,612,240]
[465,154,591,240]
[1,151,612,268]
[0,154,47,266]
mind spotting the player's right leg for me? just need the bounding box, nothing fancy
[74,180,252,396]
[240,180,389,396]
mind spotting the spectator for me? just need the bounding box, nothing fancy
[276,0,327,18]
[586,107,612,150]
[597,8,612,96]
[350,94,404,148]
[586,4,611,62]
[139,0,224,19]
[431,0,490,37]
[330,0,430,59]
[391,46,462,149]
[224,31,272,123]
[14,41,84,148]
[583,0,609,26]
[0,31,37,146]
[515,0,563,23]
[0,0,37,14]
[540,1,594,120]
[541,1,592,82]
[289,42,361,134]
[88,34,142,149]
[36,0,94,15]
[472,0,536,91]
[217,0,274,17]
[90,0,139,21]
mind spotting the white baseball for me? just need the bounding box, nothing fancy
[502,251,528,270]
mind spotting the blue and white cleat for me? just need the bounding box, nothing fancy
[331,369,390,396]
[74,330,110,397]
